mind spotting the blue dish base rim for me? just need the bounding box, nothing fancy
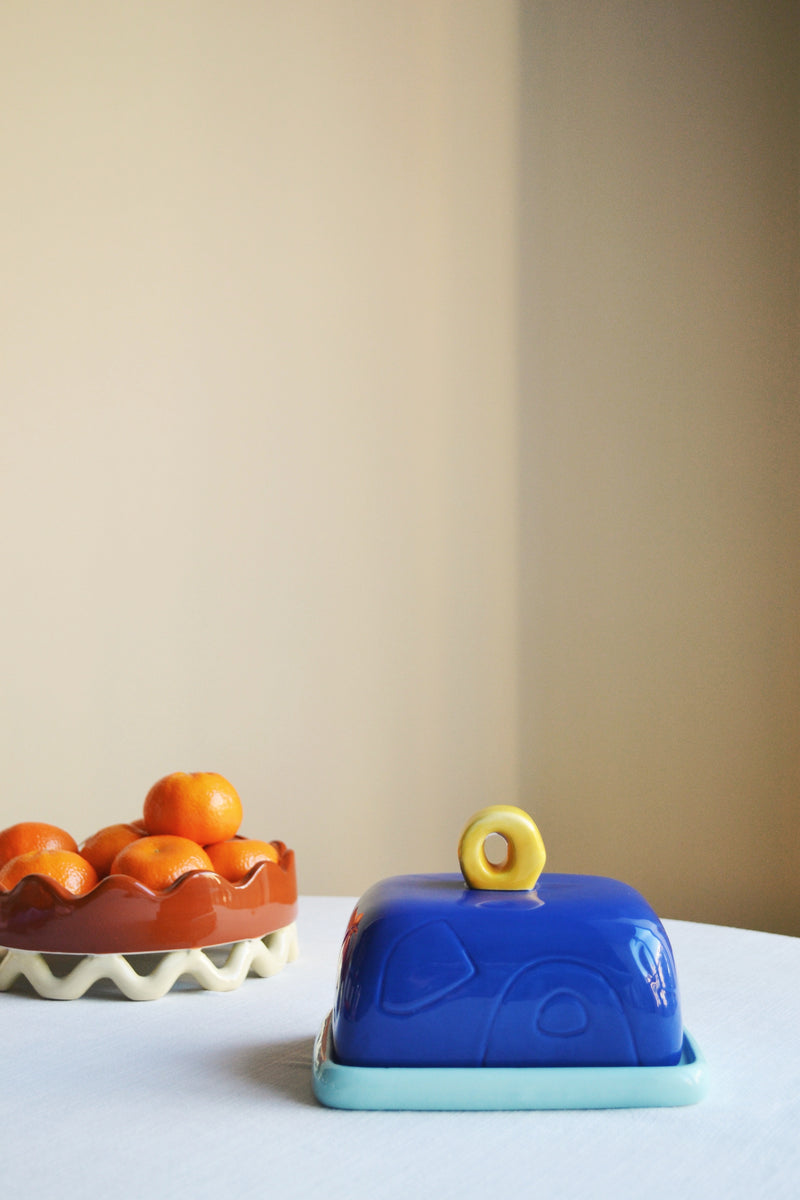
[312,1012,709,1110]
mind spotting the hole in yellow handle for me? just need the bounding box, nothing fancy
[458,806,546,891]
[482,832,509,868]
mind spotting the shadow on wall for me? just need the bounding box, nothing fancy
[515,0,800,936]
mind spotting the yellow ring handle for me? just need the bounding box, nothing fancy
[458,805,546,891]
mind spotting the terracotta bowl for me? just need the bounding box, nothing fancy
[0,843,297,955]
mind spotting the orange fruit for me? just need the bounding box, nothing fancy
[0,821,78,869]
[142,772,243,845]
[110,835,214,892]
[205,838,279,882]
[0,849,98,895]
[79,823,144,877]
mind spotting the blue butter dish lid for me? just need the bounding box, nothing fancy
[313,806,708,1109]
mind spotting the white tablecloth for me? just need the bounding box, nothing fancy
[2,896,798,1199]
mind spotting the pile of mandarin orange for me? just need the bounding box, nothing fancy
[0,772,278,896]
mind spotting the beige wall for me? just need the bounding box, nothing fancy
[0,1,520,899]
[1,2,797,933]
[519,1,800,935]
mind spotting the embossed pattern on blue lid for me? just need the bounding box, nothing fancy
[331,872,683,1069]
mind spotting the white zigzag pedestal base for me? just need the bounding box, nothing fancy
[0,922,298,1001]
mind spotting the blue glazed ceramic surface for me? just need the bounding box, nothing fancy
[331,872,683,1069]
[313,1014,708,1110]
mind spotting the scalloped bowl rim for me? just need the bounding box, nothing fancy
[0,856,278,903]
[0,843,298,954]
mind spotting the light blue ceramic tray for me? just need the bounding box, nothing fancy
[312,1012,709,1111]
